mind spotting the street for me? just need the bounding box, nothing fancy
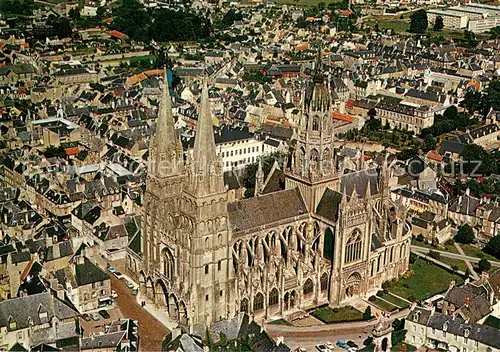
[110,275,170,351]
[267,324,369,351]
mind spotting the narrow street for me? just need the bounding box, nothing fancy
[110,275,170,351]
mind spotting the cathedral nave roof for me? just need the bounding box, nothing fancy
[227,188,307,234]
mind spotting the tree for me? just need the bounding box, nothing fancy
[464,30,478,48]
[433,16,444,31]
[368,107,377,118]
[490,25,500,39]
[409,9,428,34]
[461,90,482,113]
[423,135,437,151]
[363,306,372,320]
[478,258,491,272]
[455,224,475,244]
[429,250,440,260]
[484,235,500,259]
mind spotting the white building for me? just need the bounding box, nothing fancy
[405,306,500,352]
[427,10,469,29]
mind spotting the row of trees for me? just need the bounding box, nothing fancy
[420,106,480,139]
[462,81,500,116]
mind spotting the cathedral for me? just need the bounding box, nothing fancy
[134,62,412,334]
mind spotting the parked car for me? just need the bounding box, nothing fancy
[336,340,349,350]
[113,271,123,279]
[325,342,335,350]
[131,288,138,296]
[107,266,116,274]
[125,281,135,289]
[316,344,331,352]
[91,313,100,321]
[81,313,91,322]
[111,290,118,299]
[99,309,110,319]
[294,348,307,352]
[347,341,358,349]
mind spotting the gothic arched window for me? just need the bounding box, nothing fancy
[269,288,279,306]
[303,278,314,295]
[163,248,175,280]
[254,293,264,311]
[344,230,363,264]
[312,116,320,131]
[320,273,328,291]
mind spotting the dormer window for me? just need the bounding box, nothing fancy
[8,318,16,330]
[443,321,449,331]
[464,327,470,338]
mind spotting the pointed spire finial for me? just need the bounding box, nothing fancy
[156,69,177,156]
[193,78,217,169]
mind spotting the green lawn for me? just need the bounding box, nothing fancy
[312,306,364,323]
[460,244,497,261]
[268,318,292,326]
[379,293,410,308]
[371,297,398,312]
[440,257,468,272]
[411,239,459,254]
[387,258,463,301]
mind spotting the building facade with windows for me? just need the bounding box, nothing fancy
[405,306,500,352]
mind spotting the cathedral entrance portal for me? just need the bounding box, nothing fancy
[345,272,361,298]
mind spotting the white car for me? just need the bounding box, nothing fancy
[325,342,335,350]
[111,290,118,299]
[316,345,331,352]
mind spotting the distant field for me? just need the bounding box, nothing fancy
[364,15,409,33]
[276,0,343,6]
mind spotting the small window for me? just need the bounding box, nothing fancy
[205,265,209,275]
[220,290,223,296]
[218,261,222,271]
[205,294,209,301]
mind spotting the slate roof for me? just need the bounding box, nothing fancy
[223,170,241,190]
[0,292,77,331]
[261,167,285,195]
[228,188,307,233]
[408,307,500,349]
[74,258,109,286]
[316,188,342,222]
[445,285,491,322]
[340,169,380,197]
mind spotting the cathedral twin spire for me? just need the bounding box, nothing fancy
[151,74,184,178]
[188,79,226,198]
[151,74,228,198]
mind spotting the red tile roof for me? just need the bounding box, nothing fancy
[332,112,355,122]
[426,151,443,162]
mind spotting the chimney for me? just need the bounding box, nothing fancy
[56,285,65,301]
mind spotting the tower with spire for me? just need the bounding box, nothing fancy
[183,79,234,330]
[285,45,339,210]
[141,75,234,334]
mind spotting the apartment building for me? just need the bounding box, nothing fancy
[376,101,435,134]
[427,10,468,29]
[405,306,500,352]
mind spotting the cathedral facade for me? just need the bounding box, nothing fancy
[133,66,412,334]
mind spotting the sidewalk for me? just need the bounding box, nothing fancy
[136,291,179,331]
[119,274,179,330]
[454,243,480,280]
